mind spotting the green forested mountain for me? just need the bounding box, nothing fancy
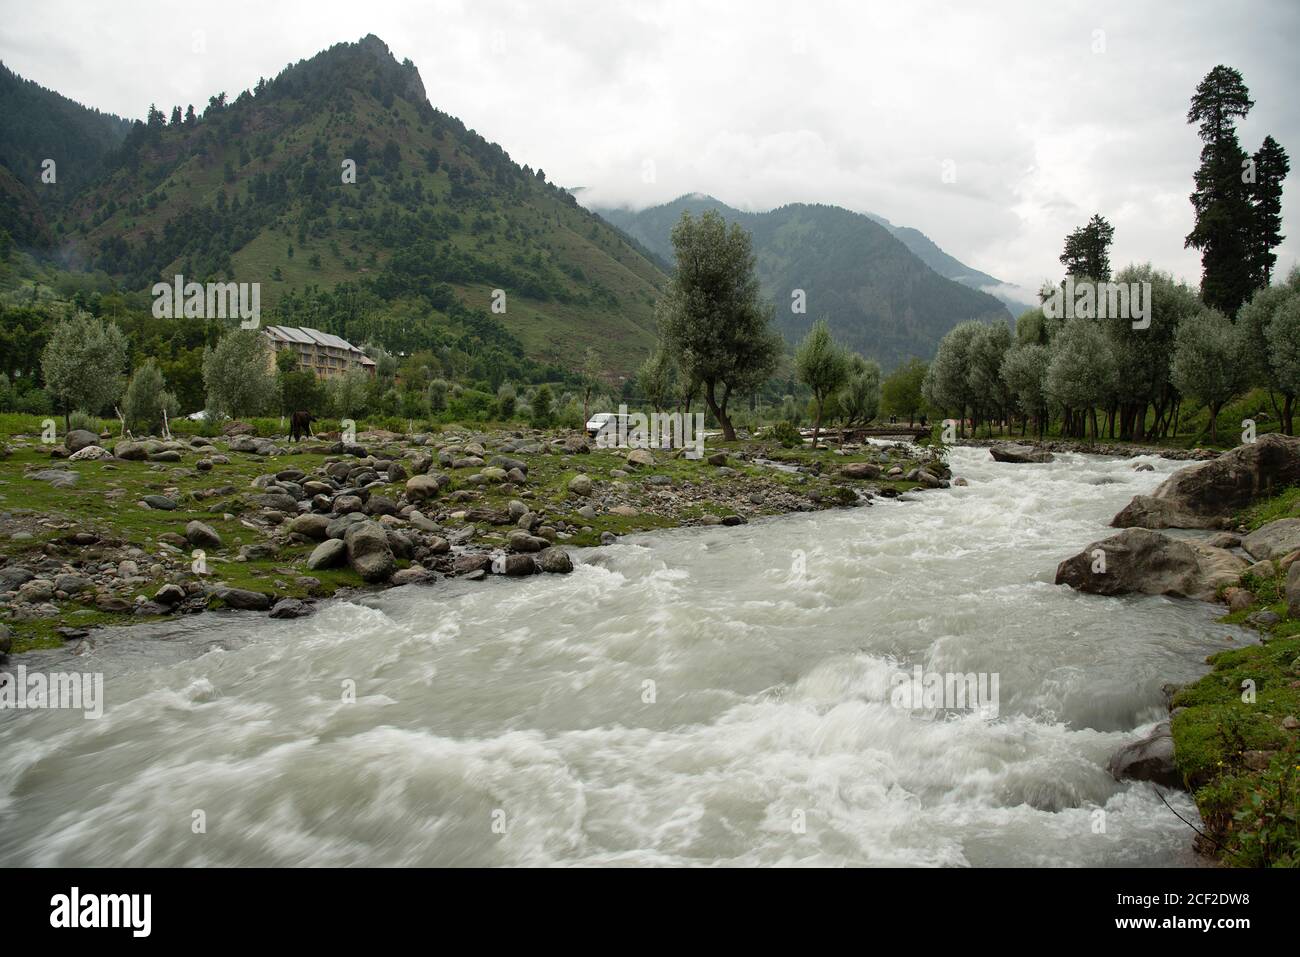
[593,194,1011,368]
[4,36,667,377]
[0,61,132,243]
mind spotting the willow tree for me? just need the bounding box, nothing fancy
[40,312,128,427]
[1170,309,1248,443]
[795,319,849,444]
[658,210,782,441]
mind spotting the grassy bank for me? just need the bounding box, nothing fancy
[1169,485,1300,867]
[0,423,941,655]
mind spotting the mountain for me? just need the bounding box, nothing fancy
[9,37,668,377]
[863,212,1030,317]
[592,194,1012,369]
[0,61,132,245]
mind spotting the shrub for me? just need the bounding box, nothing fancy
[767,420,803,448]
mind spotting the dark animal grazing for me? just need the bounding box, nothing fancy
[290,410,314,442]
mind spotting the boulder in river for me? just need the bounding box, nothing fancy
[1055,527,1246,602]
[990,443,1055,464]
[1107,721,1181,789]
[1242,518,1300,562]
[1112,433,1300,529]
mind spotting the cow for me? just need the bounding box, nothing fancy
[289,410,314,443]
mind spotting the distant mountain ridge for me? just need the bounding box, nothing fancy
[592,194,1013,368]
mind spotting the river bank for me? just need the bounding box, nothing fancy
[0,425,952,656]
[959,436,1221,461]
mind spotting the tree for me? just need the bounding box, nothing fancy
[496,382,517,420]
[530,384,554,428]
[1249,135,1290,287]
[795,319,849,445]
[1170,309,1248,443]
[1060,214,1115,280]
[880,357,927,426]
[1044,320,1118,440]
[1265,297,1300,436]
[659,210,782,440]
[637,347,676,412]
[838,355,881,432]
[329,370,369,419]
[201,329,277,419]
[40,312,128,426]
[1000,342,1051,438]
[967,322,1013,435]
[580,348,601,425]
[427,378,449,414]
[121,359,180,434]
[1185,65,1257,316]
[922,321,985,436]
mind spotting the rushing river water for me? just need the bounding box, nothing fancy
[0,446,1251,867]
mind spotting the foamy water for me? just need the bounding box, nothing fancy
[0,446,1248,866]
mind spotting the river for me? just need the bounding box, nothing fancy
[0,446,1249,866]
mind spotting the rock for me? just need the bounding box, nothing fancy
[610,505,639,516]
[307,538,347,570]
[722,515,747,526]
[143,494,177,510]
[218,588,272,611]
[508,530,549,553]
[1054,527,1248,602]
[1242,518,1300,562]
[1288,561,1300,619]
[154,583,186,606]
[366,495,400,517]
[113,440,149,460]
[252,492,298,513]
[577,505,597,520]
[538,546,574,574]
[326,512,368,540]
[69,445,112,461]
[1244,559,1275,579]
[288,514,330,541]
[952,477,969,486]
[29,469,79,489]
[453,553,492,575]
[54,574,92,594]
[1208,533,1242,549]
[496,553,538,576]
[391,567,432,586]
[1132,462,1155,472]
[406,473,447,502]
[568,474,594,497]
[841,462,882,480]
[490,455,527,475]
[1106,722,1180,789]
[707,452,728,467]
[149,450,182,462]
[0,624,11,656]
[990,443,1055,464]
[185,520,223,549]
[344,521,396,583]
[626,448,655,468]
[1223,586,1255,613]
[1248,609,1282,628]
[0,566,36,589]
[600,531,617,545]
[19,579,55,602]
[64,429,99,452]
[1282,715,1300,731]
[1112,433,1300,529]
[269,598,312,619]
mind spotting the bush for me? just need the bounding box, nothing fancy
[67,410,100,435]
[767,420,803,448]
[122,359,179,435]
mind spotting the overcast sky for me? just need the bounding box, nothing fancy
[4,0,1298,299]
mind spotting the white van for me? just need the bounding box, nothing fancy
[585,412,630,440]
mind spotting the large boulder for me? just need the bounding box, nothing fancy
[990,443,1055,464]
[1242,518,1300,562]
[1054,527,1247,602]
[1106,722,1180,789]
[307,538,347,570]
[841,462,882,480]
[64,429,99,453]
[344,521,395,583]
[406,473,447,502]
[184,520,223,549]
[113,440,149,461]
[1112,434,1300,529]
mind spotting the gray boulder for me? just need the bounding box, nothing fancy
[185,520,223,549]
[64,429,99,452]
[538,546,574,574]
[1106,722,1181,789]
[1055,527,1247,602]
[1242,518,1300,562]
[1113,433,1300,529]
[344,521,396,583]
[990,444,1055,464]
[307,538,347,570]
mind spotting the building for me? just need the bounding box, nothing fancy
[263,326,376,379]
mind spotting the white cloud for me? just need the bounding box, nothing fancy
[1,0,1297,290]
